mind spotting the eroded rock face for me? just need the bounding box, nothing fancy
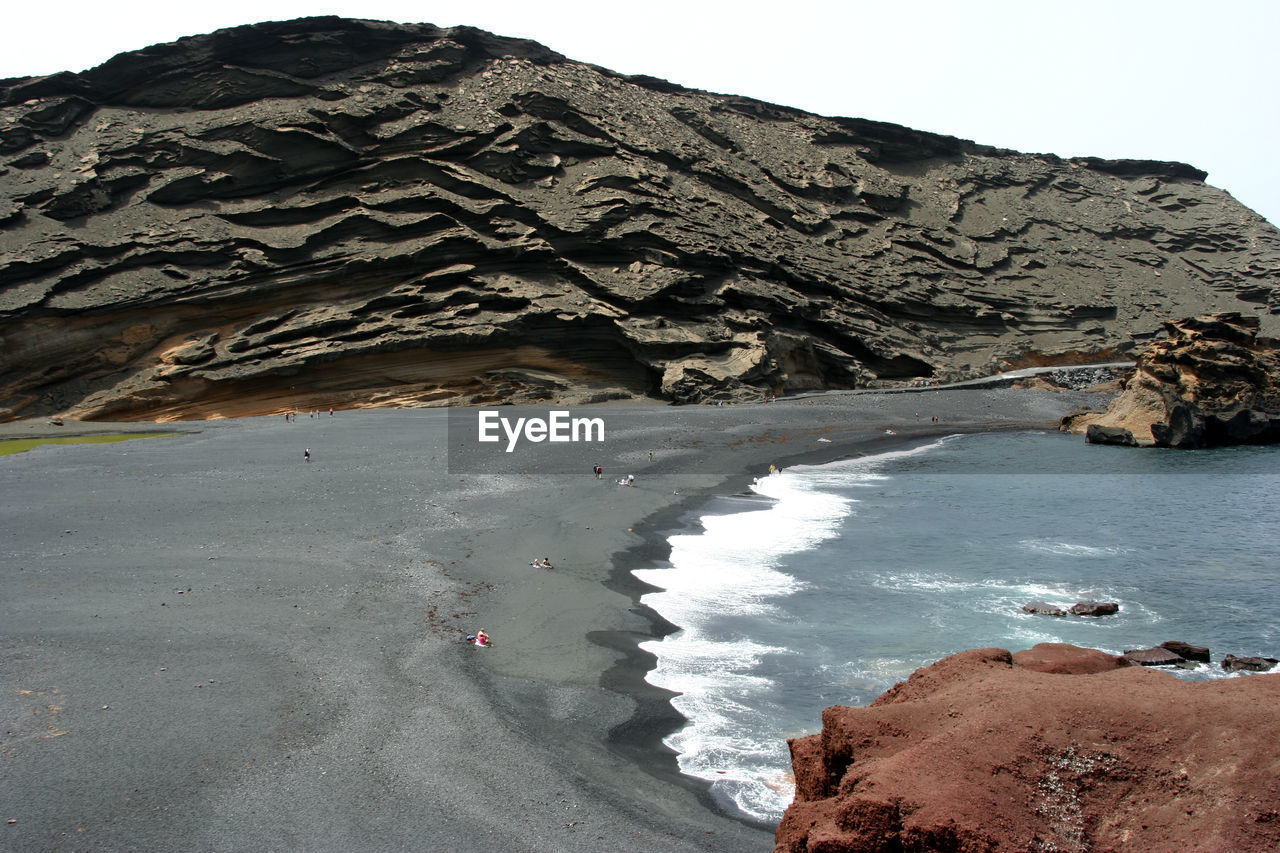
[3,17,1279,421]
[1068,312,1280,447]
[777,644,1280,852]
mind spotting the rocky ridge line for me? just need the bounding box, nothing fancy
[2,17,1279,421]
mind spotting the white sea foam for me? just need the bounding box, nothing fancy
[637,468,855,820]
[1019,538,1132,557]
[871,572,1140,620]
[635,439,956,822]
[631,431,1280,823]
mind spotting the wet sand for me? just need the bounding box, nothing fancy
[0,388,1107,852]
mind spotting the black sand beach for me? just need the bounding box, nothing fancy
[0,388,1107,852]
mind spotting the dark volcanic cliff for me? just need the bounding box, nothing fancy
[2,17,1278,421]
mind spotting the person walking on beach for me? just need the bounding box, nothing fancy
[594,464,603,480]
[648,449,653,462]
[627,473,635,487]
[304,448,311,462]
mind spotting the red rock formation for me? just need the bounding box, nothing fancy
[777,644,1280,852]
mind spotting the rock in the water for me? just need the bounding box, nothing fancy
[1161,640,1211,663]
[1069,599,1119,616]
[1,19,1279,421]
[1084,423,1137,446]
[777,644,1280,852]
[1222,654,1279,673]
[1067,313,1280,448]
[1123,646,1189,667]
[1021,601,1066,616]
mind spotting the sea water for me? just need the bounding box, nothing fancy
[632,430,1280,824]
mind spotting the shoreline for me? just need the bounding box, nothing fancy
[0,389,1110,852]
[592,420,1059,828]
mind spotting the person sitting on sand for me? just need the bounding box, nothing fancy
[470,629,491,647]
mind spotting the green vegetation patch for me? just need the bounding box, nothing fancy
[0,433,173,456]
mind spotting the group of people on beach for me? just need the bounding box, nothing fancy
[289,408,339,461]
[284,408,336,422]
[470,453,655,647]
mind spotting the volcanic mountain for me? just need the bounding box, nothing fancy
[2,16,1277,421]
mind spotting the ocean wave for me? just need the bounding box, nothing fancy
[640,631,798,821]
[634,435,997,823]
[635,468,860,620]
[1018,538,1133,557]
[872,572,1141,613]
[873,573,1079,596]
[632,431,1280,825]
[636,457,909,822]
[782,434,964,487]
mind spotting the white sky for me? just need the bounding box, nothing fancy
[3,0,1278,225]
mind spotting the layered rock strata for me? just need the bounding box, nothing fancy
[777,644,1280,852]
[2,17,1279,420]
[1067,312,1280,446]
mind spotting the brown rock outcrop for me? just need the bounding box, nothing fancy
[2,18,1279,421]
[1069,600,1119,617]
[1067,312,1280,447]
[1160,640,1211,663]
[1222,654,1278,673]
[1122,646,1191,667]
[778,644,1280,852]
